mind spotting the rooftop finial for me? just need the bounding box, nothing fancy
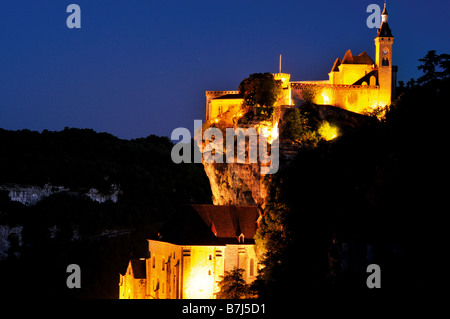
[382,1,388,22]
[279,54,282,74]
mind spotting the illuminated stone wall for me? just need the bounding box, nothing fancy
[205,91,240,121]
[119,261,147,299]
[291,83,387,114]
[144,239,258,299]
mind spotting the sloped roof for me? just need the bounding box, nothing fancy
[130,259,146,279]
[352,69,379,85]
[213,93,243,100]
[157,205,258,245]
[377,22,393,37]
[330,58,341,72]
[193,205,258,240]
[341,50,375,65]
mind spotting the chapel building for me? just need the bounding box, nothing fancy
[119,205,260,299]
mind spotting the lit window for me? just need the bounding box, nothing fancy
[250,259,254,276]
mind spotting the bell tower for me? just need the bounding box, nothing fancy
[375,2,394,106]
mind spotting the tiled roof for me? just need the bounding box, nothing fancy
[341,50,375,65]
[193,205,258,240]
[212,93,244,100]
[377,22,393,37]
[330,58,341,72]
[157,205,259,245]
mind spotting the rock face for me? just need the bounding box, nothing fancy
[0,225,23,260]
[202,140,303,207]
[203,162,268,206]
[0,183,121,206]
[198,105,302,208]
[199,104,365,208]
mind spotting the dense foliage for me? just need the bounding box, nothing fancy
[253,51,446,301]
[216,268,254,299]
[238,73,283,109]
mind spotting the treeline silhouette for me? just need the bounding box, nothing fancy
[0,128,212,298]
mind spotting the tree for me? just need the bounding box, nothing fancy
[417,50,450,85]
[216,268,252,299]
[417,50,440,84]
[238,73,283,110]
[301,85,319,104]
[280,107,320,143]
[438,53,450,79]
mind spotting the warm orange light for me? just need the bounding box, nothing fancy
[257,121,278,144]
[321,92,330,105]
[318,121,339,141]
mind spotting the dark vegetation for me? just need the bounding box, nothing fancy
[0,129,212,298]
[254,50,446,302]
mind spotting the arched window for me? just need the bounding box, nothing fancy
[249,259,255,276]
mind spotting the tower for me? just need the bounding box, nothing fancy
[375,2,394,106]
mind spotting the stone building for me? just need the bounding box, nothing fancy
[119,259,147,299]
[119,205,260,299]
[205,3,397,119]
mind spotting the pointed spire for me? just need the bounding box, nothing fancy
[377,1,393,38]
[381,1,388,22]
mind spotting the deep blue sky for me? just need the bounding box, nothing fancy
[1,0,449,139]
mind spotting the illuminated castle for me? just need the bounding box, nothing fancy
[119,205,259,299]
[206,3,397,119]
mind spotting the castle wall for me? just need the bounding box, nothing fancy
[337,64,374,85]
[291,83,384,114]
[205,91,240,121]
[208,98,243,122]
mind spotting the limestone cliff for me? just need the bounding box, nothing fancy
[199,104,371,208]
[198,106,302,208]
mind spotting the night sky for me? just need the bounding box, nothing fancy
[1,0,449,139]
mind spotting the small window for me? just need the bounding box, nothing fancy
[208,255,212,261]
[208,270,211,276]
[162,258,165,271]
[152,256,155,268]
[250,259,255,277]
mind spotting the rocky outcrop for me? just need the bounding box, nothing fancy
[198,106,303,208]
[0,225,23,260]
[202,140,303,207]
[0,183,121,206]
[203,162,267,206]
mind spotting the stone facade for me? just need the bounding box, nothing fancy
[119,205,259,299]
